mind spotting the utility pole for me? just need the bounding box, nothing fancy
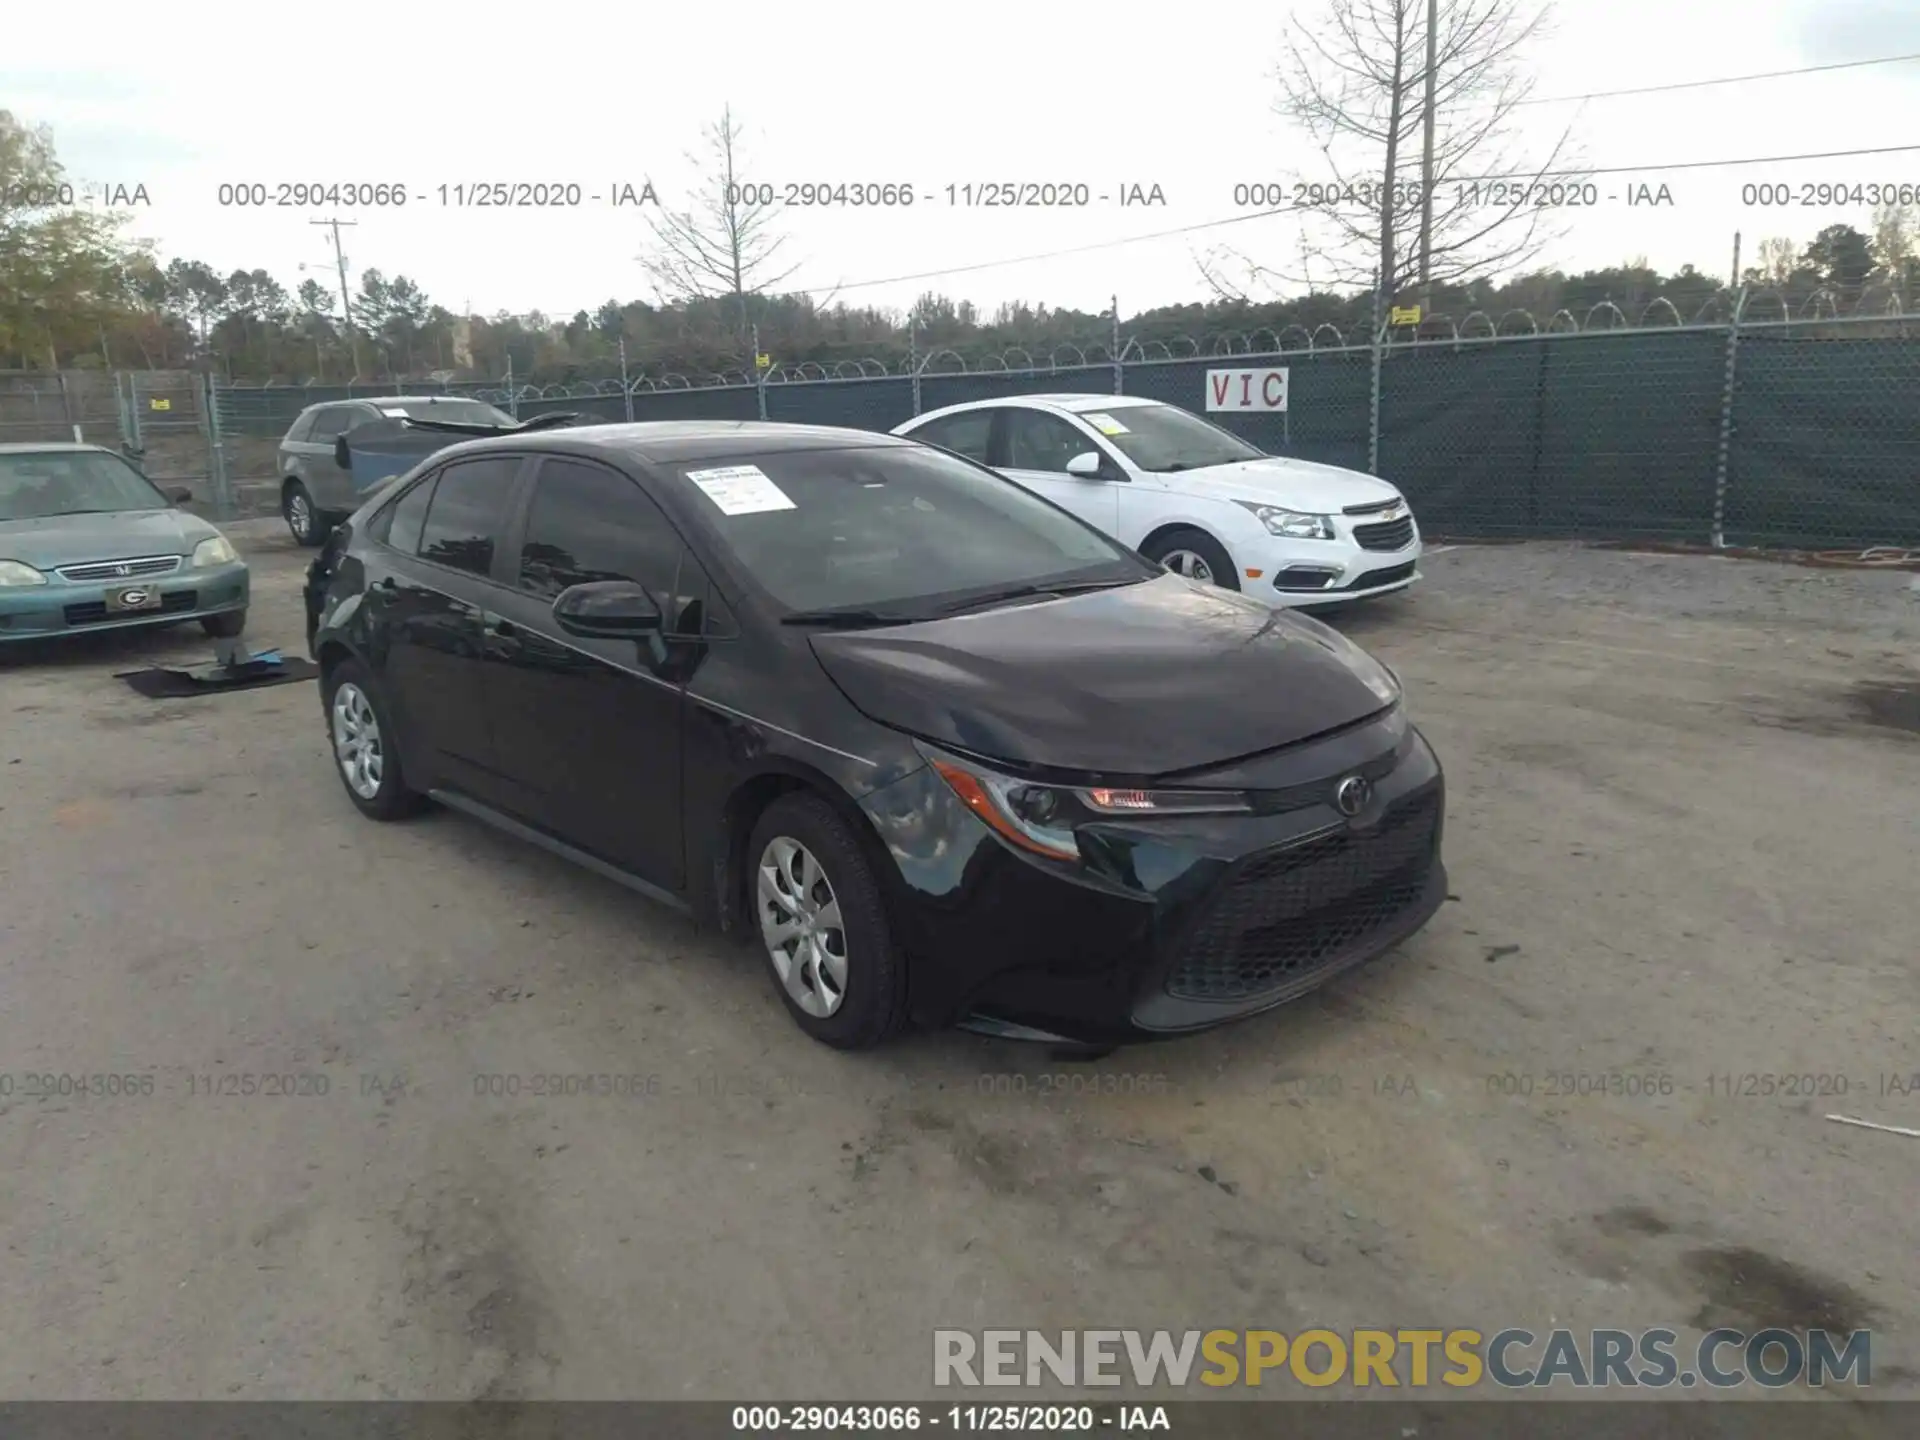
[311,218,362,380]
[1730,231,1742,291]
[1417,0,1438,309]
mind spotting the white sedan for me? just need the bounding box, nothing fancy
[892,394,1421,605]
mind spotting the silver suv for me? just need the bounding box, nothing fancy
[276,396,515,546]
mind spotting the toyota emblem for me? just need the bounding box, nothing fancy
[1334,774,1372,816]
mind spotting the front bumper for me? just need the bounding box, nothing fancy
[860,710,1447,1045]
[0,562,250,641]
[1250,520,1423,607]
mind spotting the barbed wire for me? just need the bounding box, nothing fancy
[196,287,1915,398]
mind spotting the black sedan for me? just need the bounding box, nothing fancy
[304,421,1447,1048]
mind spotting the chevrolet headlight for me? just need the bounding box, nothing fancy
[191,534,239,568]
[1236,501,1335,540]
[0,559,49,587]
[923,746,1250,862]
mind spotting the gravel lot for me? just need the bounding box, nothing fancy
[0,528,1915,1404]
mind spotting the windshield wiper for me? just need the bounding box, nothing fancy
[780,607,927,629]
[32,508,115,516]
[935,577,1138,616]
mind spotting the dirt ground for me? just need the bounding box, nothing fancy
[0,528,1915,1405]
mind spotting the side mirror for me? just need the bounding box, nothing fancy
[168,487,193,505]
[334,436,351,469]
[1065,451,1104,478]
[552,580,662,639]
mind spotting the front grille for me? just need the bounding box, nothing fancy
[1349,560,1416,590]
[1353,515,1415,551]
[64,590,197,626]
[1165,789,1441,1002]
[54,555,183,582]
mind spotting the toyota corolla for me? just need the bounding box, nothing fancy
[304,421,1447,1048]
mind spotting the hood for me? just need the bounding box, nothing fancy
[1154,456,1402,512]
[0,507,218,568]
[808,574,1400,778]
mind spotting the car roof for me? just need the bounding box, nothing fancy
[421,420,918,466]
[1018,394,1161,412]
[309,395,501,410]
[912,394,1164,420]
[0,441,119,455]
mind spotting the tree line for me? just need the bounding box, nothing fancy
[4,106,1915,389]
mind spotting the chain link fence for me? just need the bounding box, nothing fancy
[0,371,127,450]
[13,301,1915,551]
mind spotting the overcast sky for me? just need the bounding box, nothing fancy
[7,0,1919,325]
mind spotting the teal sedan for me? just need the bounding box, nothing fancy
[0,443,250,644]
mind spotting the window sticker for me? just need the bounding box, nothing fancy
[685,464,797,515]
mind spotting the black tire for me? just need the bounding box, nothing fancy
[283,480,331,548]
[201,609,247,639]
[1142,527,1239,590]
[320,657,427,821]
[746,792,907,1049]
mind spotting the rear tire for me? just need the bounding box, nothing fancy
[201,609,246,639]
[321,658,426,821]
[748,793,907,1049]
[1142,527,1239,590]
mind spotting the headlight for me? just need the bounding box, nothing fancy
[191,534,239,568]
[1236,500,1336,540]
[925,748,1250,862]
[0,560,49,587]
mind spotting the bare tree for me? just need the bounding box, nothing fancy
[639,105,799,356]
[1201,0,1572,316]
[1869,202,1917,300]
[1752,235,1800,290]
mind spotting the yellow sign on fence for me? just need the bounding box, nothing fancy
[148,397,172,411]
[1389,306,1422,326]
[756,353,771,370]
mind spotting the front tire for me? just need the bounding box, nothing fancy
[322,658,426,821]
[748,793,906,1049]
[201,609,246,639]
[1142,527,1239,590]
[284,480,330,548]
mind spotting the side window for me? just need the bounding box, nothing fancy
[517,459,702,633]
[284,412,315,444]
[909,410,994,463]
[306,407,348,442]
[1005,410,1097,473]
[416,457,522,577]
[374,472,436,551]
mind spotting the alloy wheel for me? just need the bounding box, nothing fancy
[331,682,384,799]
[287,489,313,541]
[1160,548,1216,584]
[756,836,849,1018]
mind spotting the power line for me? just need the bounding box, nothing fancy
[795,142,1920,296]
[1518,51,1920,105]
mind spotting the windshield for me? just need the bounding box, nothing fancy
[383,400,516,426]
[672,444,1152,615]
[0,451,167,520]
[1094,403,1266,472]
